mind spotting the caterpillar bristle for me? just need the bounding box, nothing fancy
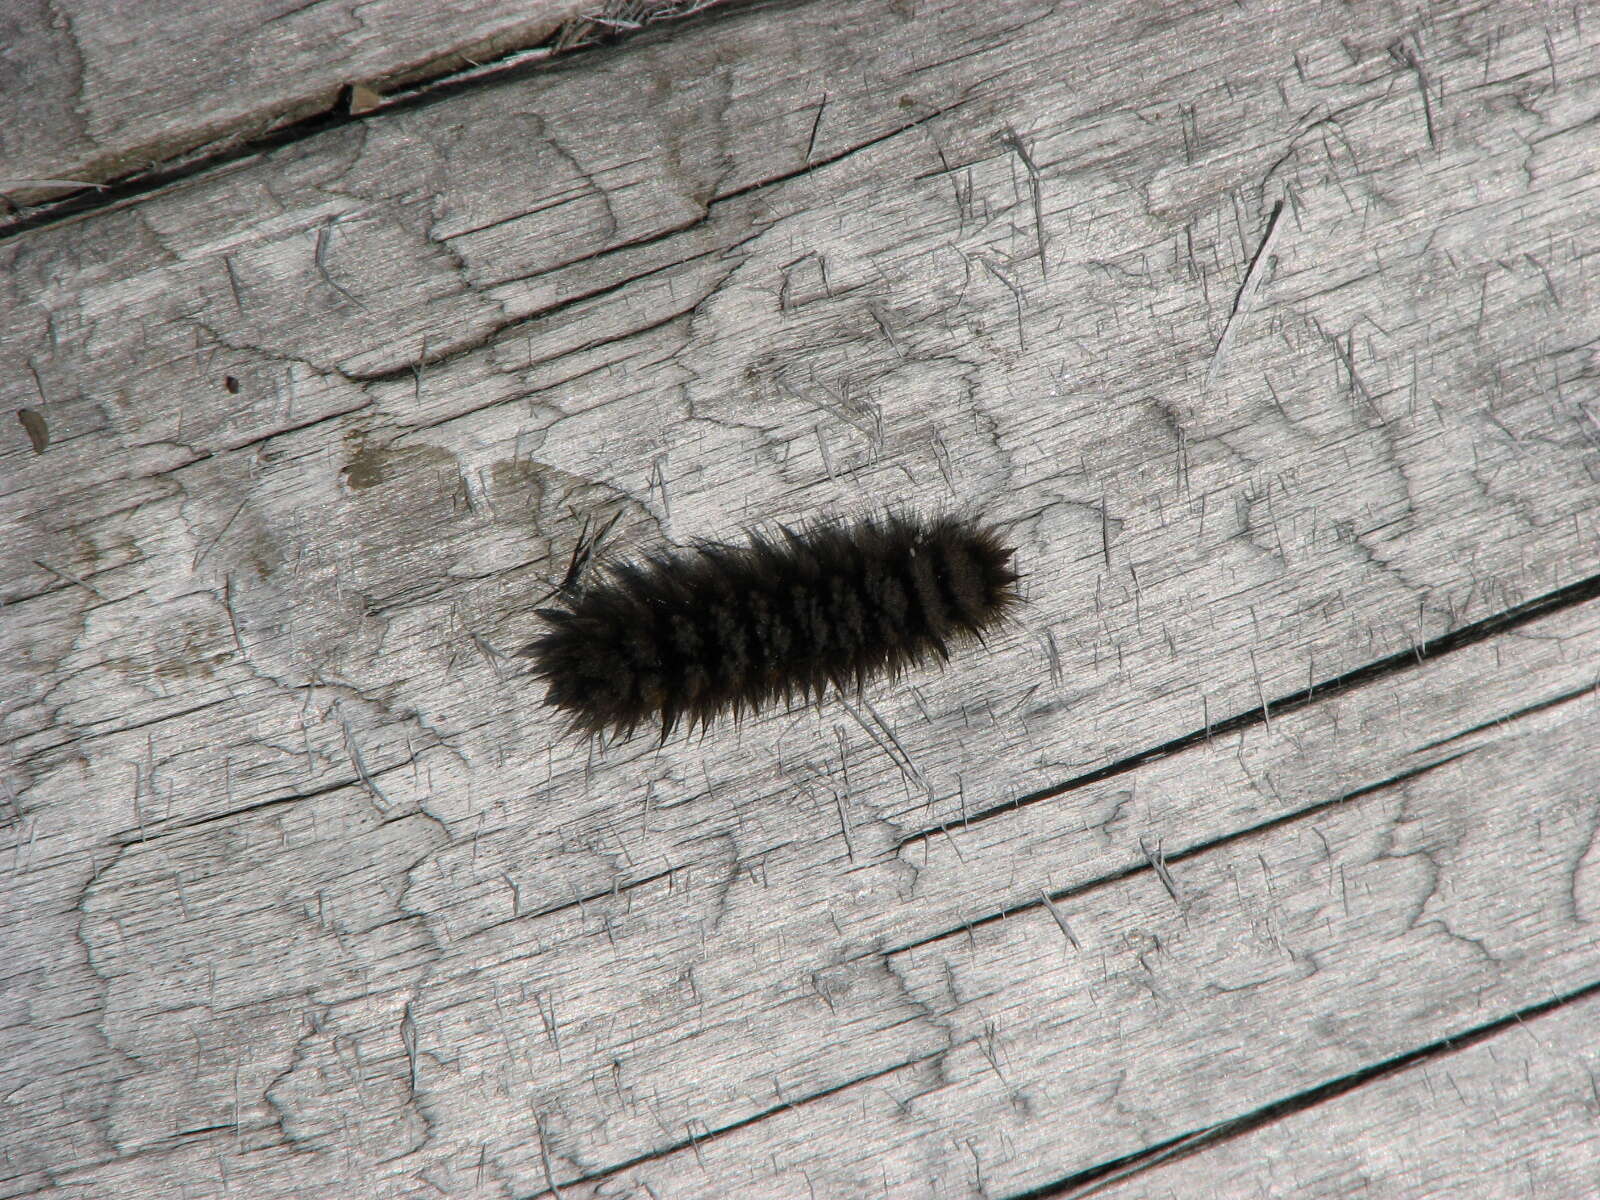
[519,512,1021,740]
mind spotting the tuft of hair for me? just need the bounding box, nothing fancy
[518,512,1021,740]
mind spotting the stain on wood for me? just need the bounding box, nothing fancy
[17,407,48,453]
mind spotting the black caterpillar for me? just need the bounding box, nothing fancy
[520,512,1020,739]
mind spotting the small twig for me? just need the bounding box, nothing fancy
[1250,647,1273,733]
[33,559,107,599]
[647,452,671,525]
[1207,199,1286,389]
[470,633,507,681]
[805,93,827,164]
[999,124,1048,278]
[978,256,1026,352]
[338,705,390,811]
[314,219,370,310]
[838,695,926,791]
[534,1112,563,1199]
[538,509,623,605]
[833,792,855,861]
[193,496,249,569]
[1390,39,1438,149]
[1039,627,1064,687]
[1141,837,1183,906]
[222,575,246,656]
[1038,890,1081,950]
[1328,328,1378,418]
[222,255,246,312]
[868,302,906,359]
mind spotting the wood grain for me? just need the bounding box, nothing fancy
[0,0,724,210]
[1090,990,1600,1199]
[4,0,1599,1195]
[569,688,1600,1197]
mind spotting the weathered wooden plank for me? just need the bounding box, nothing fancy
[5,0,1600,1195]
[553,694,1600,1197]
[0,0,725,210]
[11,596,1600,1196]
[1089,991,1600,1199]
[5,0,1597,832]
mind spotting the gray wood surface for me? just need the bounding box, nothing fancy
[0,0,721,209]
[5,0,1599,1196]
[1092,991,1600,1198]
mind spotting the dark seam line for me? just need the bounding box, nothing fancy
[901,570,1600,846]
[880,748,1476,959]
[1414,679,1600,753]
[1007,975,1600,1200]
[525,1048,942,1195]
[0,0,906,240]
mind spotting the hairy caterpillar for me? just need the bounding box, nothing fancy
[520,512,1020,739]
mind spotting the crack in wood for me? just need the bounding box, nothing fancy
[902,571,1600,844]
